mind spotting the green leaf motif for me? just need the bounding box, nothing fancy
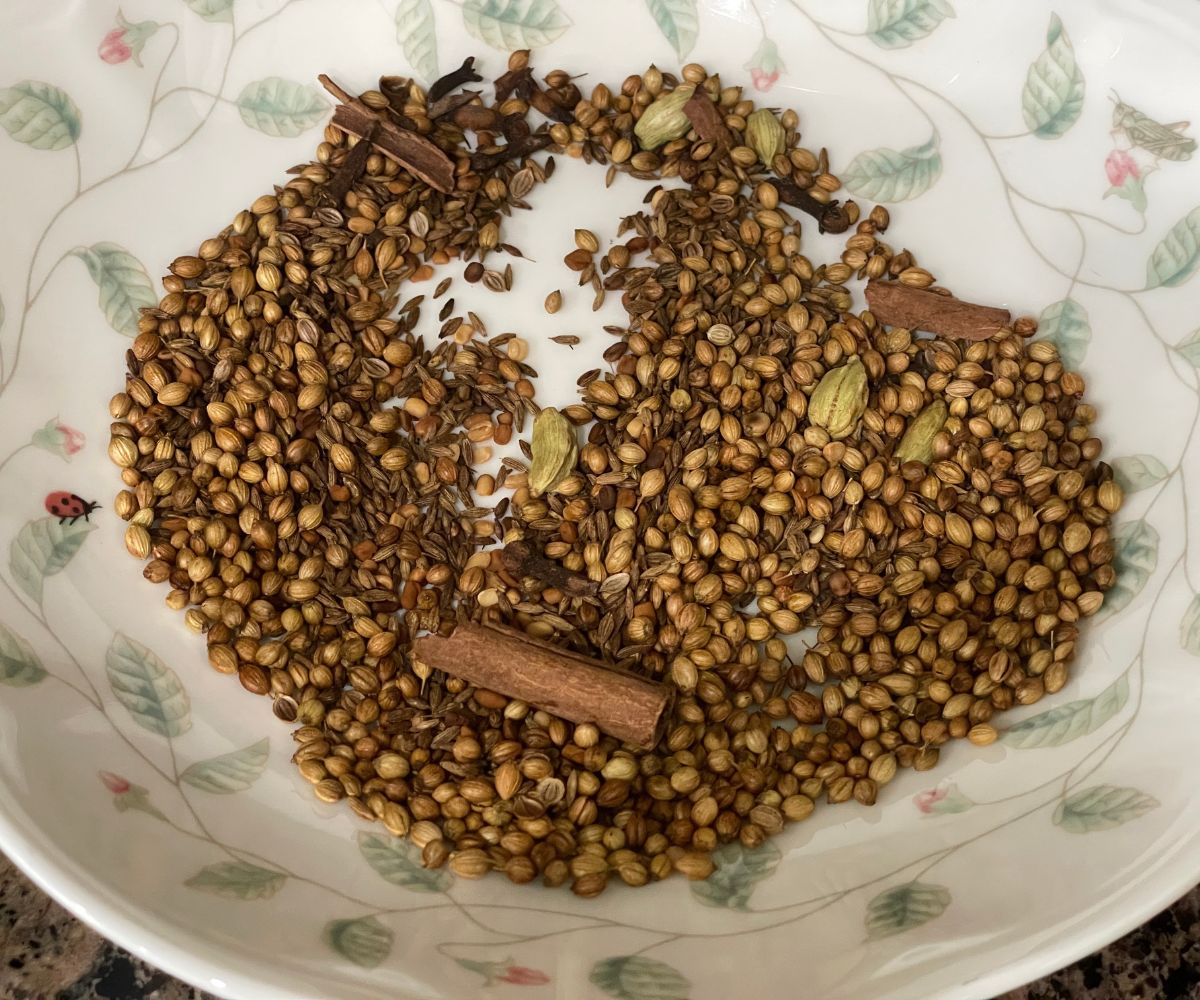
[1037,297,1090,370]
[9,517,94,605]
[73,243,156,338]
[106,633,192,737]
[395,0,438,80]
[866,0,955,50]
[843,136,941,201]
[182,0,235,22]
[1178,329,1200,367]
[324,916,394,969]
[865,881,951,939]
[1112,455,1169,494]
[1053,785,1159,833]
[0,81,81,150]
[1146,207,1200,288]
[1022,14,1084,138]
[462,0,570,50]
[590,956,690,1000]
[1181,593,1200,655]
[0,623,45,686]
[357,831,452,892]
[1100,520,1159,620]
[690,840,780,910]
[644,0,699,60]
[185,860,286,899]
[236,78,329,138]
[181,738,269,793]
[1003,672,1129,749]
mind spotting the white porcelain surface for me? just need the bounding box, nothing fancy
[2,1,1200,997]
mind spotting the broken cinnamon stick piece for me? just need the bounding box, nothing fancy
[412,622,671,749]
[865,280,1012,342]
[329,103,455,193]
[319,74,455,193]
[501,540,598,597]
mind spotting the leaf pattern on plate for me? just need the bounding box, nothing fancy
[185,860,287,899]
[0,81,81,150]
[72,243,156,337]
[1053,785,1159,833]
[1003,672,1129,748]
[644,0,699,60]
[0,622,45,686]
[1146,206,1200,288]
[324,916,394,968]
[1037,297,1090,370]
[236,78,329,137]
[1180,593,1200,655]
[1111,454,1169,494]
[865,882,951,938]
[1179,329,1200,367]
[105,633,192,737]
[1022,14,1084,138]
[590,956,690,1000]
[461,0,570,50]
[866,0,955,50]
[843,136,941,201]
[395,0,438,80]
[9,516,94,605]
[1100,520,1160,619]
[357,831,453,892]
[181,0,235,23]
[690,840,780,910]
[180,738,269,793]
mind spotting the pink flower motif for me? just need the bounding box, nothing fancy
[750,68,780,92]
[31,417,86,460]
[98,11,160,67]
[1105,148,1140,186]
[98,27,132,64]
[745,37,785,93]
[913,785,948,814]
[99,771,131,795]
[59,423,85,455]
[498,966,551,986]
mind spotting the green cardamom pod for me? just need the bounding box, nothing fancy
[809,357,869,440]
[634,84,696,150]
[895,399,948,465]
[529,407,578,496]
[746,108,785,166]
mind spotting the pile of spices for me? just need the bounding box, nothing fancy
[108,52,1122,897]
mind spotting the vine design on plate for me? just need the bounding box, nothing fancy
[0,0,1198,987]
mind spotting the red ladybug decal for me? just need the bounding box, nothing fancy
[44,492,101,525]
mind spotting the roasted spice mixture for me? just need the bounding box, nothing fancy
[107,52,1122,896]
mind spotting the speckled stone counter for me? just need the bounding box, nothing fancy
[1,852,1194,999]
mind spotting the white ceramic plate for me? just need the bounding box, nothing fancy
[2,1,1200,997]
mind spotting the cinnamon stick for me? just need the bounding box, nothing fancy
[501,540,598,597]
[412,622,671,749]
[319,74,455,193]
[865,280,1012,342]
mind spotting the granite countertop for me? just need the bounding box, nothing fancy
[1,853,1194,999]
